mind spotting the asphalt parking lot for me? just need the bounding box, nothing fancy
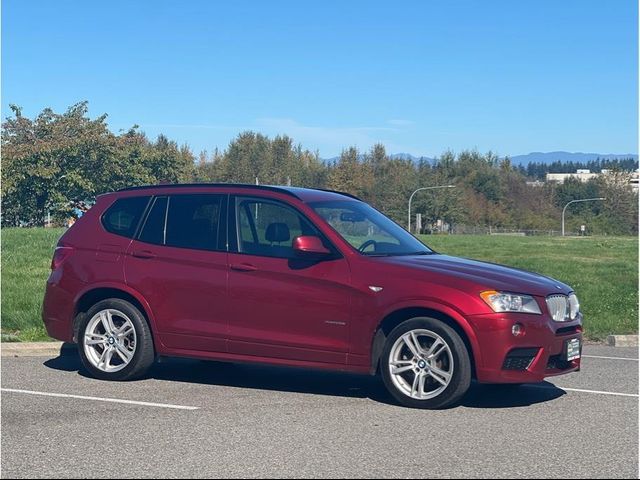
[1,344,638,479]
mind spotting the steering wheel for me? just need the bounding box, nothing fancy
[358,239,378,253]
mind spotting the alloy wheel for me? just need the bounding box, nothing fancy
[83,309,137,373]
[388,329,454,400]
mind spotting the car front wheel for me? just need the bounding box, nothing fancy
[380,317,472,409]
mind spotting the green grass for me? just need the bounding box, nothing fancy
[2,228,65,342]
[1,228,637,342]
[419,234,638,340]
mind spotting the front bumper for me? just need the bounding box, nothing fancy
[467,311,582,384]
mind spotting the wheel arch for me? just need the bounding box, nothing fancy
[369,305,481,377]
[72,283,159,345]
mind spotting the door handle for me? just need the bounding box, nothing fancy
[132,250,157,259]
[230,263,258,272]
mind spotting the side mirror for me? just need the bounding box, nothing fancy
[293,236,331,257]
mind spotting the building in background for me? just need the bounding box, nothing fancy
[630,170,639,192]
[546,169,600,184]
[546,169,639,192]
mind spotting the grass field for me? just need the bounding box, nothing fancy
[420,234,638,340]
[1,228,637,341]
[2,228,66,341]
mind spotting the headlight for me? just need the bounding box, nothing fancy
[568,293,580,320]
[480,291,542,314]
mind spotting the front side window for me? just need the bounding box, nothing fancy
[310,200,433,256]
[235,198,322,259]
[102,196,150,238]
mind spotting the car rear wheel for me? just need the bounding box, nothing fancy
[78,298,155,381]
[380,317,472,409]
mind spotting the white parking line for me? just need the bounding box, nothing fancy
[528,385,639,398]
[1,388,199,410]
[558,387,639,398]
[582,355,639,361]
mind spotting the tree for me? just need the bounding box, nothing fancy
[2,103,197,226]
[327,147,373,198]
[4,101,637,235]
[592,171,638,235]
[2,102,115,225]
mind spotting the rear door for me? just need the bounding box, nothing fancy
[124,193,229,353]
[226,196,352,365]
[89,195,151,280]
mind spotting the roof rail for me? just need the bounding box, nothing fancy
[116,183,301,199]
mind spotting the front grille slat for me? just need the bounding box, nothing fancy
[546,295,570,322]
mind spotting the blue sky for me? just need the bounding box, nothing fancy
[2,0,638,158]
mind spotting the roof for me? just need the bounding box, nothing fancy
[278,186,361,202]
[115,183,360,202]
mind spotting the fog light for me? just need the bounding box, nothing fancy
[512,323,525,337]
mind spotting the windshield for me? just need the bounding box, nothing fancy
[309,200,434,256]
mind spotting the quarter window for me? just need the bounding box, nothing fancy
[101,196,150,238]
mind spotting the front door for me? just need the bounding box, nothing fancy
[227,196,352,365]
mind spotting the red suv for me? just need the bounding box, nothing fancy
[43,184,582,408]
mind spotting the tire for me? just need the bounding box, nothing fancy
[77,298,155,381]
[380,317,472,409]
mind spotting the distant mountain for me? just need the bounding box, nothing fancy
[388,153,435,162]
[508,151,638,166]
[323,153,434,163]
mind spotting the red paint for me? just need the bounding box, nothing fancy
[43,184,582,383]
[292,235,332,256]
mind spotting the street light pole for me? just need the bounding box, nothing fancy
[407,185,456,233]
[562,197,605,236]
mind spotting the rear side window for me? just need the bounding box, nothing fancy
[101,196,150,238]
[164,195,223,251]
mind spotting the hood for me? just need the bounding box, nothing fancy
[379,254,571,297]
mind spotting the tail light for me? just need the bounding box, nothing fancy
[51,246,74,270]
